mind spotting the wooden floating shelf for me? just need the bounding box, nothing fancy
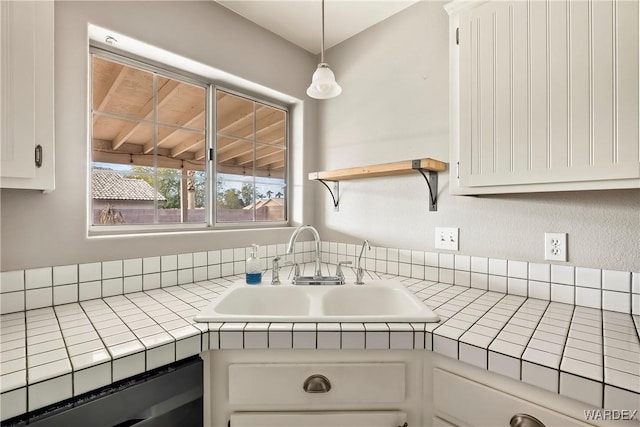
[309,158,447,212]
[308,158,447,181]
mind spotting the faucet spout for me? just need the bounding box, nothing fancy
[355,239,371,285]
[286,225,322,278]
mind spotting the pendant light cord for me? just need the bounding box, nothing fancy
[320,0,325,63]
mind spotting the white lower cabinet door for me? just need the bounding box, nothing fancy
[433,369,591,427]
[230,411,407,427]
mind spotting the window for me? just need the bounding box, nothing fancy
[215,90,287,223]
[89,51,287,229]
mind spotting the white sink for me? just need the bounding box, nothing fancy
[213,286,310,317]
[194,279,440,323]
[321,284,438,320]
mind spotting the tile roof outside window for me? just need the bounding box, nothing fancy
[92,169,166,202]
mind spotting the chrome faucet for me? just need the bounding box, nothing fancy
[355,240,371,285]
[286,225,322,278]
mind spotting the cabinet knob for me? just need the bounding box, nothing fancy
[510,414,546,427]
[303,374,331,393]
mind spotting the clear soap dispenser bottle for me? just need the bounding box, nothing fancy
[245,244,262,284]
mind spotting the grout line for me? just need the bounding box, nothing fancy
[80,300,141,379]
[50,307,74,399]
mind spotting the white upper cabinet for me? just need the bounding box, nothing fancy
[0,0,55,191]
[446,0,639,194]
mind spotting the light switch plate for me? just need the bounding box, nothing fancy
[435,227,459,251]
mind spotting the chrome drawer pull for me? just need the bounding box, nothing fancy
[303,374,331,393]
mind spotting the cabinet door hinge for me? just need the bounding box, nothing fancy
[456,27,460,45]
[456,161,460,179]
[35,145,43,168]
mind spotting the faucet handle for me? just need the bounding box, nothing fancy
[335,261,352,280]
[284,261,300,279]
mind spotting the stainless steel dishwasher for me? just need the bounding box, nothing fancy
[9,357,203,427]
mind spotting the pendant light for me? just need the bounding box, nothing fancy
[306,0,342,99]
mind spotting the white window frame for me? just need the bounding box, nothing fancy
[88,46,290,235]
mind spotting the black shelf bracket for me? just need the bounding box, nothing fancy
[412,159,438,211]
[315,179,340,212]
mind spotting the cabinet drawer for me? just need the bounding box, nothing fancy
[433,369,590,427]
[229,363,405,406]
[230,411,407,427]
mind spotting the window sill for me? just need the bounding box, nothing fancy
[88,222,291,239]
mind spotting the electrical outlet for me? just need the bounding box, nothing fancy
[545,232,567,261]
[435,227,459,251]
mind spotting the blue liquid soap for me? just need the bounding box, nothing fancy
[245,272,262,284]
[246,244,262,284]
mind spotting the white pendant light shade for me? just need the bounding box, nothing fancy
[307,63,342,99]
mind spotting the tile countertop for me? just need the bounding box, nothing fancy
[1,264,639,422]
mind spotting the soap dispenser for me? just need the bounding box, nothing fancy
[245,244,262,284]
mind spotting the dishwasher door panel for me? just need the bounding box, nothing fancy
[26,357,203,427]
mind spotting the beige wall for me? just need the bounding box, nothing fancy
[315,1,640,272]
[2,1,638,273]
[0,1,319,271]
